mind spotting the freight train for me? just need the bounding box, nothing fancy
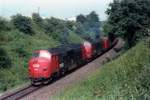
[28,35,117,85]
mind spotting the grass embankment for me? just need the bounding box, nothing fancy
[54,39,150,100]
[0,29,83,92]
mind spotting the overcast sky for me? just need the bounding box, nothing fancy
[0,0,113,21]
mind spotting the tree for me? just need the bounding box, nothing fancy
[76,14,87,23]
[44,17,62,33]
[32,13,44,27]
[106,0,150,47]
[11,14,34,35]
[44,18,54,33]
[0,17,11,32]
[44,17,70,43]
[87,11,99,23]
[65,21,75,31]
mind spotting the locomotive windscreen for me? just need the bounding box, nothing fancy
[32,52,39,58]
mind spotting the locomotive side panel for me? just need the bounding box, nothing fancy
[81,42,93,61]
[51,55,59,74]
[102,37,110,50]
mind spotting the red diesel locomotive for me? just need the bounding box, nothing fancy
[28,37,116,85]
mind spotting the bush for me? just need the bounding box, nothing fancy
[11,14,34,35]
[0,17,11,32]
[0,48,11,68]
[32,13,44,28]
[15,43,29,58]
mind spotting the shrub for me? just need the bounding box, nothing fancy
[32,13,44,28]
[11,14,34,35]
[0,48,11,68]
[0,17,11,32]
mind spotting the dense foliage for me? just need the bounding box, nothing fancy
[32,13,43,27]
[0,17,10,32]
[44,17,69,44]
[0,48,11,68]
[105,0,150,47]
[11,14,34,35]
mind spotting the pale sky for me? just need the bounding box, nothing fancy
[0,0,113,21]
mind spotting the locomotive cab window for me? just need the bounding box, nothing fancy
[32,52,39,58]
[32,51,51,59]
[39,51,51,59]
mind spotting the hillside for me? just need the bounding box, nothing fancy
[0,21,84,92]
[54,38,150,100]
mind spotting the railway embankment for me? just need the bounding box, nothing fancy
[53,38,150,100]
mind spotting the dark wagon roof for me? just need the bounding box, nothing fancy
[48,43,81,55]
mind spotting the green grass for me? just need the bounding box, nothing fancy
[53,38,150,100]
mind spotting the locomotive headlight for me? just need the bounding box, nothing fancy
[33,64,40,68]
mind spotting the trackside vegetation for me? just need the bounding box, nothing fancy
[53,39,150,100]
[103,0,150,48]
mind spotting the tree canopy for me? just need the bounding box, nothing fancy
[106,0,150,47]
[11,14,34,35]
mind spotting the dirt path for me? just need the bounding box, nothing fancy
[21,39,124,100]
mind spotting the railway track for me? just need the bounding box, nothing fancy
[0,38,124,100]
[0,85,42,100]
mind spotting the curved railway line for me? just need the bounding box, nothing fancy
[0,38,124,100]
